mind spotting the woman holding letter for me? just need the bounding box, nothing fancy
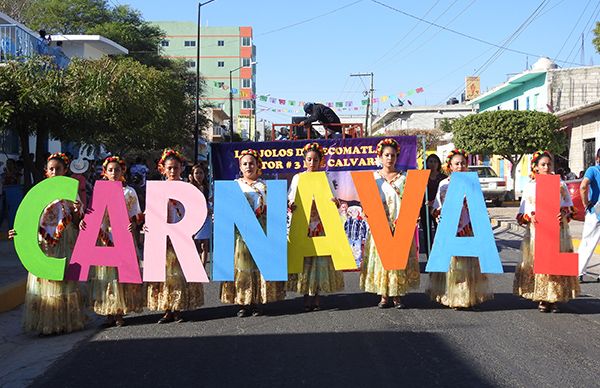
[360,138,420,308]
[427,149,492,309]
[10,153,86,335]
[147,149,204,323]
[220,149,286,317]
[87,156,145,327]
[513,150,579,312]
[287,142,344,311]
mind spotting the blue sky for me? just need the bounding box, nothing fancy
[121,0,600,123]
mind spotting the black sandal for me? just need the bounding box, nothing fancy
[252,305,263,316]
[237,308,249,318]
[378,300,391,309]
[158,313,174,324]
[393,299,405,309]
[538,302,550,313]
[173,312,185,323]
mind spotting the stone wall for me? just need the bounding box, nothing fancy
[549,67,600,112]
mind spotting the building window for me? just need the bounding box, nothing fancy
[533,94,539,111]
[242,58,251,67]
[242,79,251,88]
[160,40,169,47]
[185,60,196,68]
[184,40,196,47]
[242,37,251,46]
[513,99,519,110]
[217,61,225,67]
[526,96,530,110]
[242,100,253,109]
[217,40,224,46]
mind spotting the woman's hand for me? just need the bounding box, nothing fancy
[73,200,83,215]
[288,201,296,212]
[127,222,134,233]
[8,229,16,239]
[79,219,87,231]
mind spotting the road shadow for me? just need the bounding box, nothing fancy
[32,331,495,388]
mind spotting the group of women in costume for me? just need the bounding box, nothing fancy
[11,139,580,336]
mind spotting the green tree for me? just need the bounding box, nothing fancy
[60,56,198,155]
[0,57,67,185]
[0,56,202,185]
[451,110,566,195]
[0,0,35,23]
[23,0,110,34]
[594,21,600,54]
[14,0,169,69]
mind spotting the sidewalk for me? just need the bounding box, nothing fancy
[0,238,27,313]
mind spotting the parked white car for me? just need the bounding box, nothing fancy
[468,166,507,206]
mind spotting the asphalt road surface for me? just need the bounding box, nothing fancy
[31,225,600,387]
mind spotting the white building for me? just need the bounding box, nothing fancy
[371,104,475,135]
[0,11,128,161]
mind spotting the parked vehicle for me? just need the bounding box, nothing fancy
[468,166,507,206]
[566,178,585,221]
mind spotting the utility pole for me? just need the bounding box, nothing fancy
[194,0,215,161]
[581,32,585,66]
[350,72,374,136]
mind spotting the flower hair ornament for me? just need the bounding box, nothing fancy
[444,148,468,173]
[47,152,71,167]
[102,155,127,181]
[376,138,400,157]
[530,150,552,176]
[158,148,185,168]
[302,142,325,167]
[239,148,263,170]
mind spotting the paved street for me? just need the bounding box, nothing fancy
[0,217,595,388]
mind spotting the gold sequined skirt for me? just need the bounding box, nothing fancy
[513,223,580,303]
[359,235,420,297]
[23,225,87,335]
[286,256,344,295]
[220,235,285,305]
[427,257,493,308]
[23,273,87,335]
[90,266,145,315]
[147,243,204,311]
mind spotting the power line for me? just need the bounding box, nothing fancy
[370,0,584,66]
[564,0,600,65]
[374,0,461,70]
[553,0,593,60]
[370,0,442,67]
[257,0,363,36]
[441,0,550,102]
[399,0,477,63]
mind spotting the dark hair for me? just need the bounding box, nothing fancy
[425,154,442,173]
[190,163,209,196]
[596,148,600,159]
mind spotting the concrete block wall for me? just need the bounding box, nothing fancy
[549,67,600,112]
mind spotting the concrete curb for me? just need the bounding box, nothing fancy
[0,278,26,313]
[490,217,525,233]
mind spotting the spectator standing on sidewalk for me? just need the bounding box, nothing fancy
[578,149,600,282]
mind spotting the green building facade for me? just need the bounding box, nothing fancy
[155,22,256,138]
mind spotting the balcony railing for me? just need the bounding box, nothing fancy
[0,24,39,61]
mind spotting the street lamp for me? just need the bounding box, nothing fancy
[229,61,257,142]
[194,0,215,162]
